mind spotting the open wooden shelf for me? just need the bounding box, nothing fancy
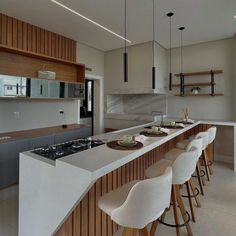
[175,70,223,77]
[0,44,85,68]
[172,82,216,87]
[175,93,224,97]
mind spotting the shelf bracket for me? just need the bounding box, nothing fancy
[211,70,215,96]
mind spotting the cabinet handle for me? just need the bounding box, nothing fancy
[16,83,19,95]
[40,85,43,95]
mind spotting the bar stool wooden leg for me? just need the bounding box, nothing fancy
[175,186,193,236]
[196,161,205,194]
[139,227,151,236]
[172,185,181,236]
[150,209,167,236]
[204,149,213,175]
[189,178,201,208]
[186,181,196,222]
[203,151,210,181]
[122,228,137,236]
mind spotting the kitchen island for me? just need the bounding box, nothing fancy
[19,121,213,236]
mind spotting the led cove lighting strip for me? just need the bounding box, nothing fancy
[50,0,131,43]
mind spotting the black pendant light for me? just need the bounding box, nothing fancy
[123,0,128,82]
[179,26,185,96]
[152,0,156,89]
[167,12,174,91]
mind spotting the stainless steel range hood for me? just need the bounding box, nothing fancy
[0,74,85,99]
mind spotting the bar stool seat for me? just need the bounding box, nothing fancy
[99,180,139,215]
[176,139,190,149]
[146,159,172,178]
[165,149,185,162]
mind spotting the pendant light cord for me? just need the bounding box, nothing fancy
[124,0,127,53]
[181,29,183,73]
[152,0,155,67]
[169,16,172,73]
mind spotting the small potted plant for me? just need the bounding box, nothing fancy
[191,86,201,94]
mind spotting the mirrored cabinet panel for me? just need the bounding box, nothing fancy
[0,74,85,100]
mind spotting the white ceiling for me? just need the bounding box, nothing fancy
[0,0,236,51]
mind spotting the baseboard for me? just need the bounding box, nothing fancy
[215,154,234,164]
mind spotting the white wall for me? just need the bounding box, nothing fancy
[77,42,105,134]
[0,100,79,133]
[167,38,234,121]
[77,43,104,77]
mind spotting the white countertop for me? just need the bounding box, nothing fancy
[19,119,236,236]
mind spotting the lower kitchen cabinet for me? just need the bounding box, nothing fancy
[0,140,29,189]
[54,127,91,143]
[29,135,54,149]
[0,126,92,190]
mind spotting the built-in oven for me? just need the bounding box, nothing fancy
[0,75,27,97]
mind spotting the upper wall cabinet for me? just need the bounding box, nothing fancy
[0,13,85,83]
[104,41,167,94]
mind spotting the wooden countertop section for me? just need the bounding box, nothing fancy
[0,124,90,143]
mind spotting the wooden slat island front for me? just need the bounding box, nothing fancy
[55,123,212,236]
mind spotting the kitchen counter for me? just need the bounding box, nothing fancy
[19,120,202,236]
[0,124,89,143]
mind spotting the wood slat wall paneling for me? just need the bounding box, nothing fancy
[0,14,2,44]
[22,22,28,50]
[0,13,76,62]
[17,20,23,49]
[7,16,12,46]
[1,14,7,45]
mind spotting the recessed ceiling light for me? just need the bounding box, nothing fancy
[50,0,132,43]
[233,15,236,19]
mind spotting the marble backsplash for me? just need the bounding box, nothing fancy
[106,94,167,115]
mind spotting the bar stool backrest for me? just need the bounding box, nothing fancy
[172,147,198,185]
[111,168,172,229]
[208,127,217,145]
[195,132,209,150]
[186,138,203,160]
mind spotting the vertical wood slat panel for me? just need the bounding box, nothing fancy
[40,29,45,54]
[22,22,28,50]
[36,27,41,53]
[0,14,2,44]
[12,18,18,48]
[72,204,81,236]
[32,25,37,52]
[7,17,13,46]
[17,20,23,49]
[95,178,102,236]
[1,14,7,45]
[88,186,96,236]
[81,193,89,236]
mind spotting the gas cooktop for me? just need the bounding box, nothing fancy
[32,139,105,160]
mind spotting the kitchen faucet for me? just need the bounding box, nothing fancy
[151,111,164,127]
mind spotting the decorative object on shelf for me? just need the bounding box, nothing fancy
[182,107,189,121]
[38,65,56,80]
[174,70,224,97]
[167,12,174,91]
[152,0,156,89]
[179,26,185,96]
[59,110,67,128]
[123,0,128,83]
[191,86,201,94]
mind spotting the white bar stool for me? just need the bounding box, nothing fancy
[205,127,217,175]
[145,148,199,236]
[177,131,210,183]
[98,167,172,236]
[164,139,203,222]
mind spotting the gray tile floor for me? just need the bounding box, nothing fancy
[0,162,236,236]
